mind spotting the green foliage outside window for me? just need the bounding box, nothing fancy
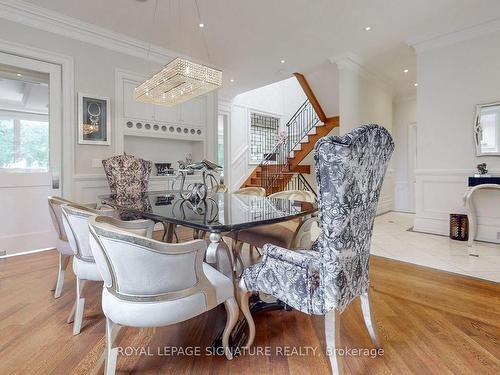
[0,119,49,170]
[0,119,15,168]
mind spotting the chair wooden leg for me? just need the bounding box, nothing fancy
[53,254,70,298]
[72,278,87,335]
[238,279,255,348]
[325,309,343,375]
[249,245,263,257]
[105,317,119,375]
[66,300,77,324]
[360,291,382,349]
[222,297,239,360]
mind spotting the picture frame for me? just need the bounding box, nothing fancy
[78,93,111,145]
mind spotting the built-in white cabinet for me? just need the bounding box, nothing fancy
[123,79,207,132]
[180,97,206,128]
[154,102,179,124]
[116,70,214,170]
[123,81,152,120]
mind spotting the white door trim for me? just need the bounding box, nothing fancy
[408,122,417,213]
[0,38,75,198]
[218,110,231,189]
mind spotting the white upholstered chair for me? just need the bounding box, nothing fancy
[61,203,153,335]
[48,196,77,298]
[233,186,266,197]
[48,197,115,298]
[88,215,239,375]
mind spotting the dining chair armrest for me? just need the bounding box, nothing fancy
[242,244,321,314]
[263,244,320,269]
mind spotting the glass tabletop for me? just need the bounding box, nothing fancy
[99,191,317,232]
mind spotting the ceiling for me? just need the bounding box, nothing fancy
[23,0,500,97]
[0,65,49,114]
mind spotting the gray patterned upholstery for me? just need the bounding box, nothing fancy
[102,154,152,204]
[242,124,394,315]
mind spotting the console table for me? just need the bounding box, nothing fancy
[463,176,500,256]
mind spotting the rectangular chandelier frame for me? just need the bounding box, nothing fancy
[134,58,222,107]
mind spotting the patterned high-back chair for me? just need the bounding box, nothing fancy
[239,124,394,374]
[102,154,152,204]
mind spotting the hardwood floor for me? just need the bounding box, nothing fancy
[1,233,499,374]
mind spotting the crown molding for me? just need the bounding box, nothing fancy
[408,17,500,54]
[0,0,205,65]
[329,52,395,95]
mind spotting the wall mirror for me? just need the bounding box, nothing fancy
[474,102,500,156]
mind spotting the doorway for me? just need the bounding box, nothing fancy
[0,52,63,255]
[217,112,230,188]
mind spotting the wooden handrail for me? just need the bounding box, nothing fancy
[293,72,327,123]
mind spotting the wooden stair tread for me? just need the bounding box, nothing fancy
[241,73,339,192]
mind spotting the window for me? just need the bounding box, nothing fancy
[0,117,49,171]
[249,112,280,163]
[0,71,49,172]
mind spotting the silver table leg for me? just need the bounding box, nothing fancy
[162,222,175,243]
[206,232,235,283]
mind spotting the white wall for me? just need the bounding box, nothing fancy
[228,77,307,190]
[393,96,417,212]
[337,62,393,134]
[303,61,340,118]
[335,57,394,214]
[413,30,500,243]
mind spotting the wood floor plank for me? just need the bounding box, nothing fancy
[1,234,499,374]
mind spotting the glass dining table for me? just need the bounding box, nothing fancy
[99,190,318,281]
[99,190,318,351]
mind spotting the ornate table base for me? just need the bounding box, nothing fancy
[211,294,292,355]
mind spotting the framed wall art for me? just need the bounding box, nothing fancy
[78,93,110,145]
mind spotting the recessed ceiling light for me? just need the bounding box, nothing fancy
[404,69,409,73]
[198,23,204,28]
[16,73,22,77]
[230,79,234,83]
[414,83,418,87]
[364,26,372,31]
[280,59,285,64]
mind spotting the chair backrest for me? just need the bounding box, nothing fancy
[269,189,316,203]
[48,196,77,241]
[234,187,266,197]
[102,154,152,201]
[313,124,394,312]
[61,204,118,261]
[88,216,217,306]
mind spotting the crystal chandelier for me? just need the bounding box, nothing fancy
[134,58,222,107]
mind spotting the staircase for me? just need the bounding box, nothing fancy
[242,73,339,195]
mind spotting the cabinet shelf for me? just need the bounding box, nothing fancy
[124,118,204,141]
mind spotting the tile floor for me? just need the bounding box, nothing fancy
[370,211,500,283]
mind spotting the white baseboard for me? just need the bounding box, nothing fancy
[377,198,394,215]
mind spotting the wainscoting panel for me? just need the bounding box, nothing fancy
[413,169,500,243]
[73,174,110,204]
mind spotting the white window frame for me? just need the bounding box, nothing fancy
[247,110,281,165]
